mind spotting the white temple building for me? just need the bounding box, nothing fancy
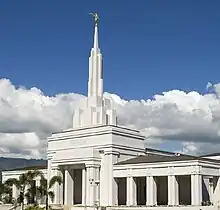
[2,14,220,210]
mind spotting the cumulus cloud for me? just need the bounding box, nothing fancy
[0,78,220,158]
[0,79,85,158]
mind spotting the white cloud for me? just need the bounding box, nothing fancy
[0,79,85,158]
[176,141,220,157]
[0,78,220,158]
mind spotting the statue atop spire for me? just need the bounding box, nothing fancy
[89,12,99,27]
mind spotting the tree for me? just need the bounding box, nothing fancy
[2,169,63,210]
[3,170,44,209]
[36,175,62,210]
[0,181,13,204]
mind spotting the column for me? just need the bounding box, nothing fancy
[47,154,53,205]
[64,167,74,205]
[112,178,118,206]
[82,168,86,205]
[126,176,137,206]
[168,175,179,206]
[100,152,108,205]
[191,174,202,205]
[24,185,28,205]
[108,153,118,206]
[53,168,63,204]
[86,164,100,206]
[59,170,64,205]
[12,184,19,201]
[100,150,119,206]
[209,177,214,204]
[35,178,41,204]
[95,166,100,205]
[146,176,157,206]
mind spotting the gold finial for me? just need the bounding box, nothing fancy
[89,12,99,27]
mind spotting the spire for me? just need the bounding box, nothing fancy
[93,24,99,50]
[72,13,117,128]
[88,12,103,98]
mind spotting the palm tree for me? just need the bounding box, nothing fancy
[36,175,62,210]
[3,170,44,209]
[0,181,13,204]
[2,169,63,210]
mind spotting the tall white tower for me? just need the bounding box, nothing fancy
[73,13,117,128]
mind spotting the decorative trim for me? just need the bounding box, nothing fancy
[48,125,145,142]
[85,164,100,168]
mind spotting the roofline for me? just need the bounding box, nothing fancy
[2,164,47,172]
[52,124,141,135]
[145,147,177,156]
[115,157,220,168]
[200,152,220,157]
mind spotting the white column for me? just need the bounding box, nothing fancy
[53,168,62,204]
[64,168,74,205]
[146,176,157,206]
[100,150,119,206]
[59,170,64,205]
[47,154,53,205]
[12,184,19,201]
[95,166,100,205]
[126,177,137,206]
[168,175,179,206]
[24,185,28,205]
[108,153,118,206]
[82,168,86,205]
[191,174,202,205]
[35,178,41,204]
[112,178,118,206]
[86,164,100,206]
[209,178,214,204]
[100,153,108,205]
[86,166,95,206]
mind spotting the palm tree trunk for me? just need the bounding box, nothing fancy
[46,195,48,210]
[21,202,24,210]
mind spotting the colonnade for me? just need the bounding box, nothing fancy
[124,174,210,206]
[48,151,119,207]
[10,169,218,207]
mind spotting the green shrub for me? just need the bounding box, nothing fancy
[25,205,45,210]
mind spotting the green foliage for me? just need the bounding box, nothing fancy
[202,200,213,206]
[48,176,62,189]
[25,205,45,210]
[0,179,13,203]
[1,169,63,210]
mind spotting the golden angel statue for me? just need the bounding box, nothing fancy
[89,12,99,26]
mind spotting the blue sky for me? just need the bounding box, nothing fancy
[0,1,220,158]
[0,0,220,100]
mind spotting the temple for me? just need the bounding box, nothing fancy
[2,14,220,210]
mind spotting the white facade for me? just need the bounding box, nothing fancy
[2,17,220,210]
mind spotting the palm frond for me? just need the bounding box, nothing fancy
[47,191,55,202]
[19,173,29,187]
[16,192,24,204]
[36,186,47,198]
[29,170,44,180]
[48,176,62,189]
[40,176,47,189]
[4,178,20,189]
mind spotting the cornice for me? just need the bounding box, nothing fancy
[48,125,145,142]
